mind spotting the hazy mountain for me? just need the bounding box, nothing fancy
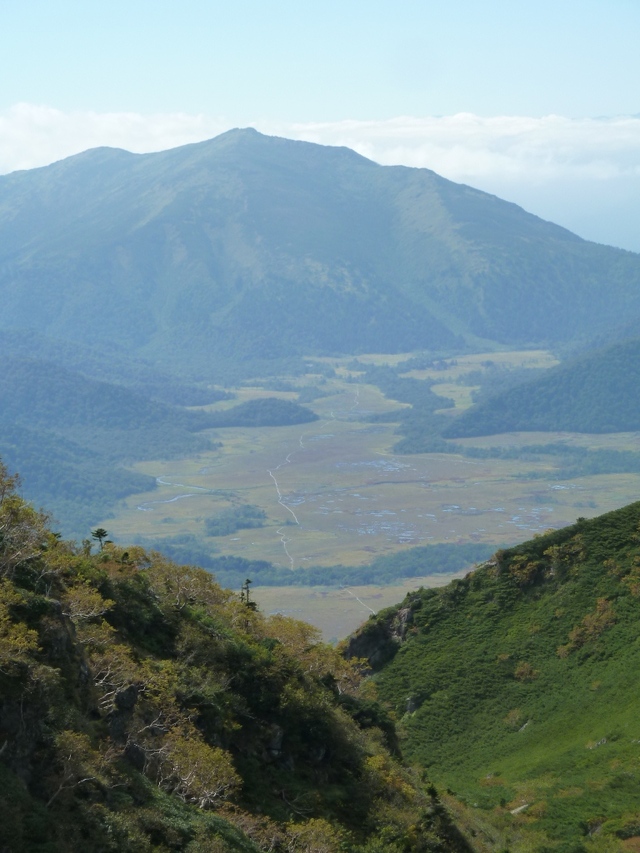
[445,337,640,436]
[2,129,640,375]
[0,357,219,534]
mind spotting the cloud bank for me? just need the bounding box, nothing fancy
[290,114,640,184]
[2,104,639,251]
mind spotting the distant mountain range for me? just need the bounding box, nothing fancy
[2,128,640,375]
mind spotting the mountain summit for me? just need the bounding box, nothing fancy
[1,129,639,371]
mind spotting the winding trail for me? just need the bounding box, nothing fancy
[266,387,361,569]
[136,387,365,572]
[341,585,376,615]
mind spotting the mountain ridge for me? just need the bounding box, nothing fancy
[445,336,640,436]
[2,128,640,375]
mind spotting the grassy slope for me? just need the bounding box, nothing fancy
[367,502,640,850]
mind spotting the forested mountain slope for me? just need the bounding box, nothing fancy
[0,461,469,852]
[0,357,220,535]
[352,502,640,850]
[446,337,640,436]
[2,129,640,373]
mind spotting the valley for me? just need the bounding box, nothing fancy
[3,125,640,851]
[102,348,640,638]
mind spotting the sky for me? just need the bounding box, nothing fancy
[2,0,639,250]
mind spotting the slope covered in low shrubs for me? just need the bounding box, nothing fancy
[0,461,467,853]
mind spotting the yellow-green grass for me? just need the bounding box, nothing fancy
[197,385,302,411]
[106,413,640,573]
[251,573,462,642]
[107,405,640,562]
[401,348,560,384]
[102,350,640,639]
[430,381,479,410]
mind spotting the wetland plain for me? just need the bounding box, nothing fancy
[104,350,640,638]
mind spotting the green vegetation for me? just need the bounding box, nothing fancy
[120,542,491,591]
[0,357,220,536]
[296,384,330,404]
[130,534,221,571]
[2,129,640,381]
[0,422,158,535]
[463,442,640,479]
[446,337,640,436]
[0,357,215,438]
[353,362,460,454]
[4,124,640,559]
[357,365,453,413]
[0,460,467,852]
[196,544,492,589]
[362,502,640,850]
[205,506,267,537]
[205,398,319,428]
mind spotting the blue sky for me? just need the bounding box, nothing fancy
[2,0,639,249]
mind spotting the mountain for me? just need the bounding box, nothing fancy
[0,462,468,852]
[350,502,640,850]
[2,129,640,376]
[0,356,221,535]
[445,337,640,437]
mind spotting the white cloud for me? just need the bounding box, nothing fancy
[0,103,230,173]
[3,104,640,183]
[284,114,640,184]
[1,105,640,251]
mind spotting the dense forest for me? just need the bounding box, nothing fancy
[205,399,319,428]
[446,338,640,437]
[129,540,492,589]
[201,543,492,589]
[0,357,224,536]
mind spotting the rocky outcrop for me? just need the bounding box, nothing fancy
[343,602,415,670]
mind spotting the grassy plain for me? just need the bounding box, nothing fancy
[251,573,462,643]
[103,349,640,638]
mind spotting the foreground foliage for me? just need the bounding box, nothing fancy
[0,462,467,852]
[359,502,640,851]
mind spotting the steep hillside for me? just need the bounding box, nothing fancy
[2,130,640,374]
[353,502,640,850]
[446,337,640,436]
[0,461,468,852]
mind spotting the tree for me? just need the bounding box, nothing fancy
[240,577,257,611]
[91,528,108,550]
[160,730,240,808]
